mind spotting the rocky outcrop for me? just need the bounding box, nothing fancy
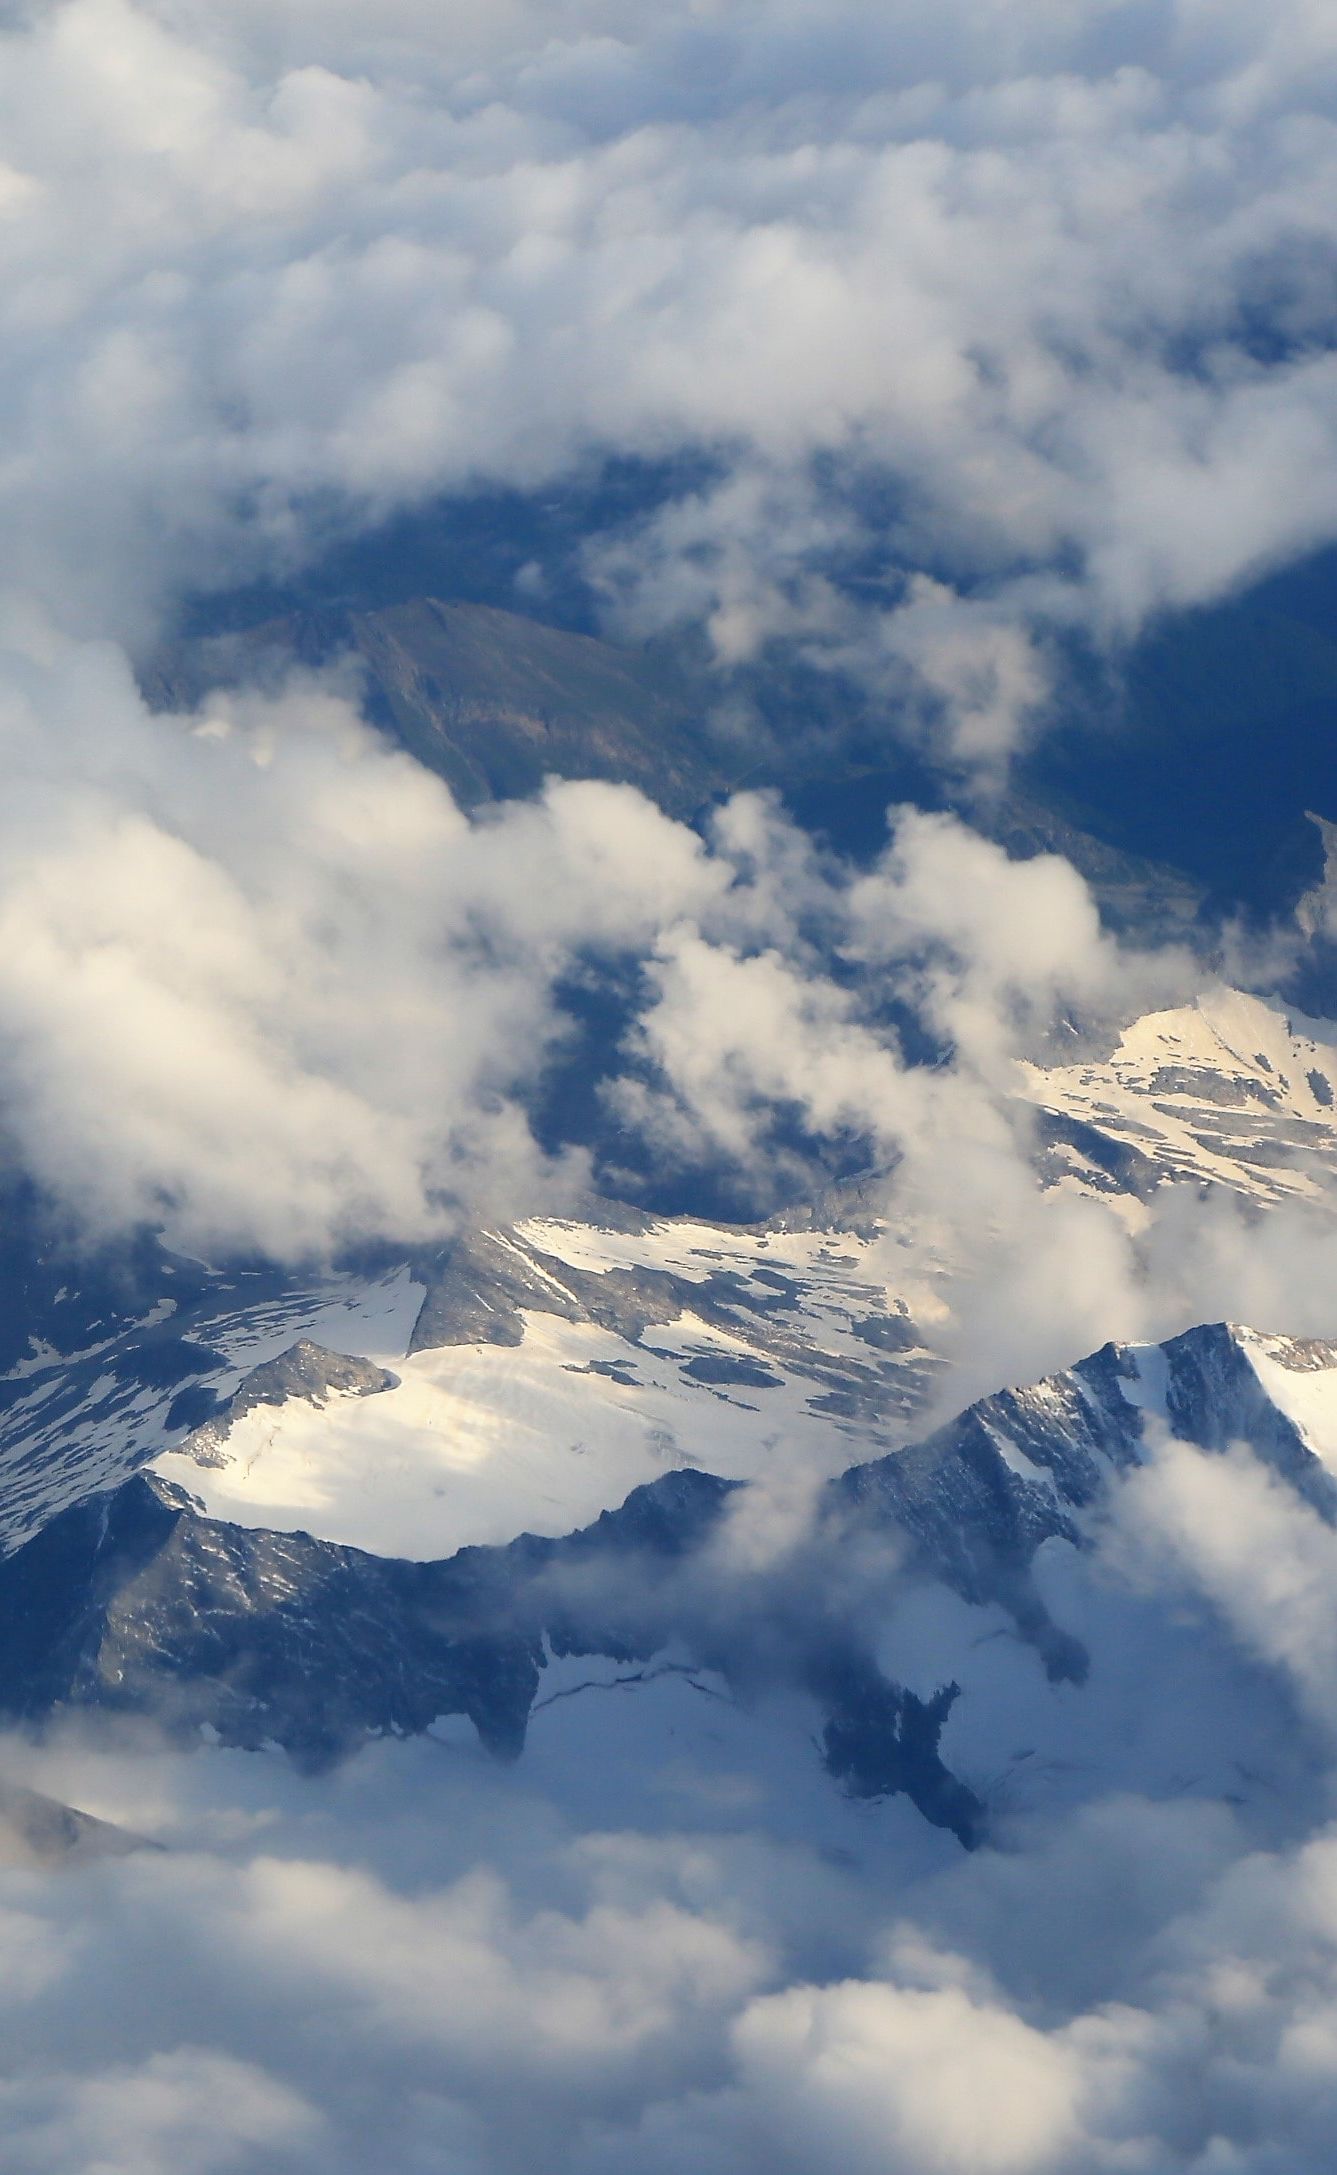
[183,1340,397,1466]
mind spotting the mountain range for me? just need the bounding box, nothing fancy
[10,553,1337,1975]
[4,969,1337,1861]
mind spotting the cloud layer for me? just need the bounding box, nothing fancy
[6,1414,1337,2174]
[0,1,1334,754]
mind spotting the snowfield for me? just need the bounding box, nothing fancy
[154,1220,935,1558]
[1023,986,1337,1207]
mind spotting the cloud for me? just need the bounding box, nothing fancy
[0,0,1334,1296]
[0,575,1213,1287]
[724,1975,1085,2175]
[0,615,733,1257]
[0,1,1329,755]
[608,800,1210,1401]
[0,605,1329,1435]
[0,1727,793,2175]
[0,608,1317,1421]
[0,1656,1330,2175]
[0,2050,323,2175]
[1110,1425,1337,1738]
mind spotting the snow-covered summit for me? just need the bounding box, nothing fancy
[152,1213,936,1559]
[1024,986,1337,1208]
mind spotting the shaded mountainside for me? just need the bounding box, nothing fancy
[785,768,1210,948]
[1030,562,1337,913]
[145,594,1227,952]
[156,529,1337,946]
[144,597,728,814]
[0,1462,983,1845]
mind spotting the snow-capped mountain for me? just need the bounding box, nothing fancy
[3,984,1334,1580]
[1,1314,1332,1857]
[151,1214,934,1559]
[0,1254,430,1557]
[1024,986,1337,1210]
[1,979,1307,1566]
[0,985,1334,1874]
[0,1204,935,1563]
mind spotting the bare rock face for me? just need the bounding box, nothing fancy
[186,1341,397,1466]
[407,1228,686,1354]
[405,1223,930,1435]
[144,597,722,816]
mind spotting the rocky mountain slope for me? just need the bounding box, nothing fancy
[145,598,723,814]
[0,1779,153,1869]
[145,593,1237,957]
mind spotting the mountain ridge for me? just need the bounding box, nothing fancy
[0,1316,1332,1855]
